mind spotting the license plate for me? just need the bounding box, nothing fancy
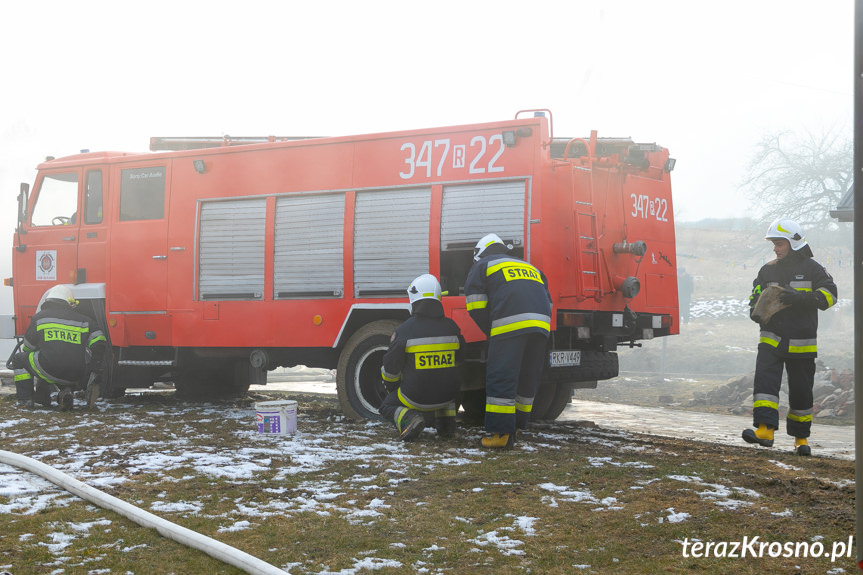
[549,350,581,367]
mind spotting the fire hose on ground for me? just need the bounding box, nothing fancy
[0,449,288,575]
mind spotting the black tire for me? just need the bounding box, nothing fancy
[458,389,486,423]
[532,382,575,421]
[336,320,401,421]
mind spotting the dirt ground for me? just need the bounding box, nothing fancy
[0,390,857,574]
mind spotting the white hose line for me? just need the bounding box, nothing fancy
[0,449,287,575]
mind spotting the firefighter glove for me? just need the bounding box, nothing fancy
[749,307,762,325]
[778,288,819,308]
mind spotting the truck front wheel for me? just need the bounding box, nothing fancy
[336,320,401,421]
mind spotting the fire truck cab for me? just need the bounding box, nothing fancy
[6,110,679,421]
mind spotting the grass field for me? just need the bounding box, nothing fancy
[0,390,856,575]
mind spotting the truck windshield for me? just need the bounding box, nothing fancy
[30,172,78,226]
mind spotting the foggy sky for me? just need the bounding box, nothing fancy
[0,0,853,315]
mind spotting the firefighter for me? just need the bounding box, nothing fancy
[465,233,552,449]
[742,219,837,456]
[379,274,465,441]
[12,285,107,410]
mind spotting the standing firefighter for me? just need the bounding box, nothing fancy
[465,233,552,449]
[12,285,106,410]
[743,219,837,456]
[380,274,465,441]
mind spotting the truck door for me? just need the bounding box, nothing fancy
[18,171,81,309]
[108,164,170,313]
[76,169,109,284]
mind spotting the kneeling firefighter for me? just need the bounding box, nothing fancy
[379,274,465,441]
[12,285,107,410]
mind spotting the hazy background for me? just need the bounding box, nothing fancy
[0,0,853,326]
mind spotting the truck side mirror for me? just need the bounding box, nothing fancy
[17,183,29,227]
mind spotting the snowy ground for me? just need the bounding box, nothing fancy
[0,389,856,574]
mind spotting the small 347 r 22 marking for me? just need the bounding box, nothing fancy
[630,193,669,222]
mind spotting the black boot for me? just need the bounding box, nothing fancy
[57,388,74,411]
[15,379,35,408]
[435,416,456,438]
[34,379,53,408]
[398,410,425,441]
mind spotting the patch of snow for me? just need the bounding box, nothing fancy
[469,530,525,556]
[218,520,252,532]
[664,508,690,523]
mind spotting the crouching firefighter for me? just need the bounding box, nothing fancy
[12,285,107,410]
[380,274,465,441]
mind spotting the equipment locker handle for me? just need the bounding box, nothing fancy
[152,255,167,260]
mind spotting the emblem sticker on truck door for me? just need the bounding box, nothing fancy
[36,250,57,281]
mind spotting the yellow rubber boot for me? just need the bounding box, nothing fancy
[742,423,774,447]
[755,423,774,442]
[480,433,514,449]
[794,437,811,457]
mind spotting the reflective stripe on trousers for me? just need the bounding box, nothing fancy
[484,332,547,434]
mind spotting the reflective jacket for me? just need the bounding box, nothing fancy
[380,300,465,408]
[749,251,837,358]
[465,252,552,340]
[22,300,106,384]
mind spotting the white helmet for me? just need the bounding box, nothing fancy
[44,285,77,306]
[407,274,442,305]
[473,233,505,261]
[765,218,808,251]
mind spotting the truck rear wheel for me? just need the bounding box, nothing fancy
[336,320,401,421]
[532,382,575,421]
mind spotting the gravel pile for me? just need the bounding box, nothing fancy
[690,364,854,419]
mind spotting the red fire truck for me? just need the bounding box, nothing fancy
[4,110,678,420]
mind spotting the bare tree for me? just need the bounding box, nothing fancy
[741,129,852,228]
